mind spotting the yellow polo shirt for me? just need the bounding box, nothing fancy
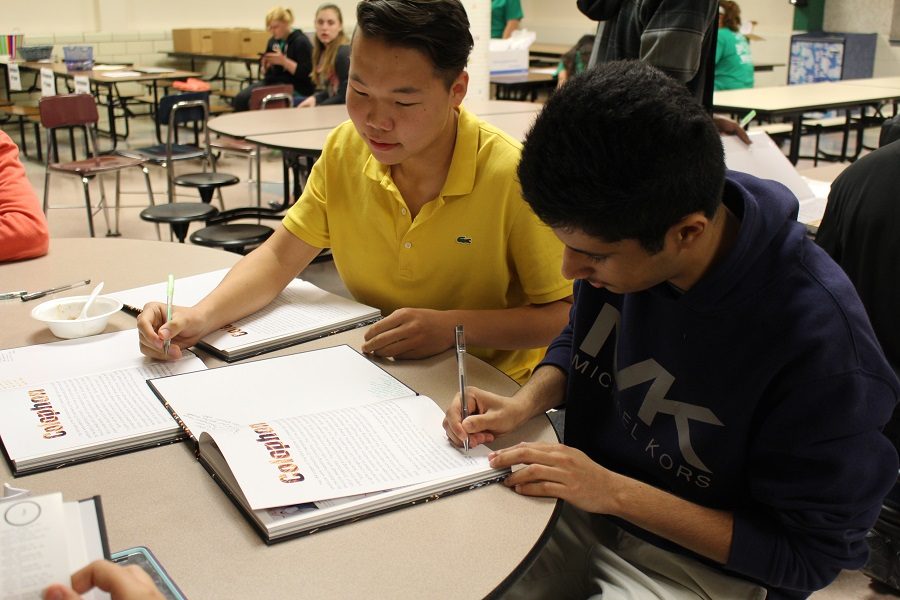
[283,107,571,383]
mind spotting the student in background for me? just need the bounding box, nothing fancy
[577,0,751,143]
[555,34,594,88]
[715,1,754,90]
[297,4,351,108]
[491,0,523,39]
[43,560,163,600]
[233,6,314,111]
[137,0,572,385]
[816,133,900,375]
[444,60,898,599]
[0,130,49,262]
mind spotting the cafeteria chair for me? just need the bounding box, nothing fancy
[120,92,233,207]
[189,206,280,254]
[38,93,155,237]
[210,84,293,206]
[140,202,219,243]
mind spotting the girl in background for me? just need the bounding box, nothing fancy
[234,6,314,111]
[297,4,351,107]
[715,1,754,90]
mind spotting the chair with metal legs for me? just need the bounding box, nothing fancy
[136,97,240,242]
[210,84,293,206]
[120,92,229,208]
[39,93,155,238]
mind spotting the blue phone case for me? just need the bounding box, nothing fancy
[110,546,186,600]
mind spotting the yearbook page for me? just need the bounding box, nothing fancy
[148,345,507,540]
[0,492,109,600]
[0,330,206,475]
[204,394,493,509]
[149,345,415,440]
[723,130,826,225]
[109,269,381,361]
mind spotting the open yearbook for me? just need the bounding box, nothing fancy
[723,130,826,225]
[0,329,207,476]
[147,345,509,543]
[1,486,109,600]
[108,269,381,362]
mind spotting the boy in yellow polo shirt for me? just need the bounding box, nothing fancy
[137,0,572,383]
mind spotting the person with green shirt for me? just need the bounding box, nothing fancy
[555,34,594,87]
[715,1,754,90]
[491,0,523,39]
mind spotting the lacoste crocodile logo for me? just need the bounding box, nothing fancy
[456,236,472,244]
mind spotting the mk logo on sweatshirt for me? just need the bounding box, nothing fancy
[578,304,724,473]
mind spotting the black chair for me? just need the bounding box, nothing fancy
[141,202,219,244]
[189,206,283,254]
[120,93,227,207]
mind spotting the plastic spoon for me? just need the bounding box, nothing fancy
[77,281,104,320]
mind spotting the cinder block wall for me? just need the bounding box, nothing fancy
[23,31,174,67]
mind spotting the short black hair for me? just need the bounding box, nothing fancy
[356,0,473,88]
[518,60,725,253]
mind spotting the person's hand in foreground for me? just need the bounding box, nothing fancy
[713,116,752,145]
[362,307,457,359]
[137,302,208,360]
[43,560,164,600]
[442,385,532,450]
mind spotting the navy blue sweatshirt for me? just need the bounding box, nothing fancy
[541,172,899,598]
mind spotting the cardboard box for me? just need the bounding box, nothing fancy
[212,28,249,56]
[240,30,271,56]
[489,47,529,75]
[172,28,214,54]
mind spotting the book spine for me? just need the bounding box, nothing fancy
[85,495,112,559]
[146,381,199,453]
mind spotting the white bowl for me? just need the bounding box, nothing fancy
[31,295,124,339]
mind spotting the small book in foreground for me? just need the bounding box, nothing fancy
[0,329,207,476]
[0,489,109,599]
[108,269,381,362]
[147,345,509,543]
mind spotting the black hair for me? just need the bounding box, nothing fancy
[356,0,474,88]
[518,60,725,253]
[561,34,595,78]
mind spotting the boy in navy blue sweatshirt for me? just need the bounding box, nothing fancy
[443,60,899,599]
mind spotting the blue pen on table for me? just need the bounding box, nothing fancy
[455,324,469,454]
[164,274,174,356]
[739,109,757,129]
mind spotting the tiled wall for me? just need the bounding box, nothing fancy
[23,31,174,67]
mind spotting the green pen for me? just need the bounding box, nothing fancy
[739,109,757,129]
[164,274,174,356]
